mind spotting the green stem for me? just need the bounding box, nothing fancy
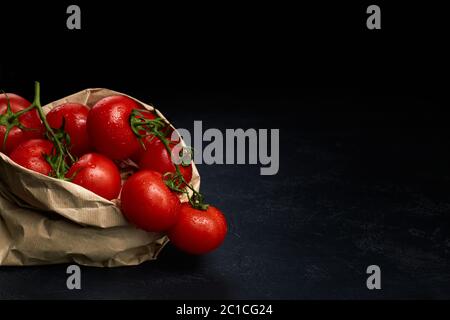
[1,91,39,152]
[10,102,37,119]
[2,82,73,178]
[130,109,208,210]
[31,81,73,179]
[33,83,63,151]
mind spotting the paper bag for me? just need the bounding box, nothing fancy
[0,88,200,267]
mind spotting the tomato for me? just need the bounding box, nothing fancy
[46,103,91,157]
[138,138,192,187]
[120,170,181,232]
[131,116,174,163]
[66,153,121,200]
[130,111,156,163]
[168,204,227,255]
[0,93,44,155]
[9,139,53,175]
[87,95,143,160]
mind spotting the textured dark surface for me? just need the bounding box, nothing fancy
[1,94,450,299]
[0,1,449,300]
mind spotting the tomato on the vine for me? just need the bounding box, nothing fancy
[46,103,91,157]
[9,139,54,175]
[87,95,144,160]
[131,115,174,163]
[120,170,181,232]
[66,153,122,200]
[0,93,44,155]
[138,138,192,187]
[168,204,227,254]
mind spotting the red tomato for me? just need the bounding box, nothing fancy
[168,204,227,254]
[0,93,44,154]
[66,153,121,200]
[120,170,181,232]
[9,139,53,175]
[131,114,174,163]
[138,139,192,187]
[46,103,91,157]
[130,111,156,162]
[87,95,143,160]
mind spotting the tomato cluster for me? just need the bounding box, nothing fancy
[0,83,227,255]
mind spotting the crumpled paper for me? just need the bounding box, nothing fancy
[0,88,200,267]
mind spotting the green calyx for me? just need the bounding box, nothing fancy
[0,91,38,152]
[33,82,76,179]
[4,82,76,180]
[130,108,209,211]
[44,118,76,180]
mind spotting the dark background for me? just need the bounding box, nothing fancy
[1,1,450,299]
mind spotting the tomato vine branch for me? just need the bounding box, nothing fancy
[0,91,39,152]
[130,108,209,210]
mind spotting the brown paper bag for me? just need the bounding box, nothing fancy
[0,88,200,267]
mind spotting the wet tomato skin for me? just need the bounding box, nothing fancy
[9,139,53,175]
[66,153,122,200]
[138,139,192,187]
[120,170,181,232]
[131,112,174,163]
[87,95,142,160]
[46,103,91,157]
[168,204,227,255]
[0,93,44,155]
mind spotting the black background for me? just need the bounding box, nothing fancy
[1,1,450,299]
